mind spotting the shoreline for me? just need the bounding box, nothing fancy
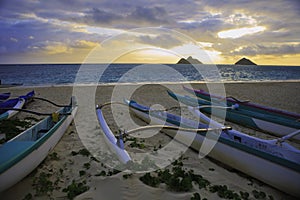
[1,79,300,89]
[0,82,299,199]
[1,81,299,113]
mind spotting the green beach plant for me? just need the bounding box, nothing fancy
[71,148,91,157]
[138,157,266,199]
[32,172,59,197]
[123,173,133,179]
[79,170,86,177]
[190,192,201,200]
[22,193,33,200]
[48,152,60,160]
[62,180,89,200]
[83,162,91,170]
[0,119,32,142]
[94,170,106,176]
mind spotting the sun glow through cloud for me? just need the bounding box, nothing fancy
[218,26,266,39]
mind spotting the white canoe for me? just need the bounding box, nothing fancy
[0,97,77,192]
[96,105,131,164]
[125,99,300,197]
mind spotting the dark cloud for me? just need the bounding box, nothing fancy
[202,0,300,15]
[127,6,169,24]
[69,6,171,26]
[0,16,102,55]
[178,18,227,32]
[231,43,300,56]
[82,8,122,24]
[201,0,300,32]
[0,20,52,54]
[0,0,299,63]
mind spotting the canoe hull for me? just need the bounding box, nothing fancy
[0,90,34,121]
[0,99,25,121]
[96,107,131,164]
[128,102,300,197]
[0,93,10,101]
[183,86,300,119]
[213,106,299,140]
[252,118,298,139]
[0,104,77,192]
[168,91,300,141]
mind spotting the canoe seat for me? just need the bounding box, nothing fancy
[0,141,35,165]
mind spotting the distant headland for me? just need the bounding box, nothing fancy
[176,56,203,64]
[235,57,257,65]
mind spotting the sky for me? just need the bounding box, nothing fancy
[0,0,299,65]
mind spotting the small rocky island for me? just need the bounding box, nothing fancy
[177,56,203,64]
[235,57,257,65]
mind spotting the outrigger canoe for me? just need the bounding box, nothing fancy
[96,104,131,164]
[168,90,300,141]
[0,93,10,102]
[0,91,35,121]
[0,96,77,192]
[183,86,300,119]
[125,99,300,197]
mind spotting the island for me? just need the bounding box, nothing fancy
[177,56,203,64]
[235,57,257,65]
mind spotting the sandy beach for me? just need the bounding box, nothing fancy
[0,82,299,200]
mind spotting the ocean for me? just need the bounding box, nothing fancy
[0,64,299,86]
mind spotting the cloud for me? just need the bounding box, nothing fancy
[80,8,122,25]
[202,0,300,15]
[218,26,266,39]
[0,46,7,54]
[0,0,299,64]
[178,18,226,32]
[71,40,99,49]
[43,42,71,55]
[230,43,300,56]
[28,40,98,55]
[127,6,169,24]
[0,9,105,56]
[137,34,184,49]
[69,6,171,27]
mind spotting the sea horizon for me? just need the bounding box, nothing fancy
[1,63,300,67]
[1,63,300,87]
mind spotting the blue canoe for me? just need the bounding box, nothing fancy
[0,91,35,121]
[0,93,10,102]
